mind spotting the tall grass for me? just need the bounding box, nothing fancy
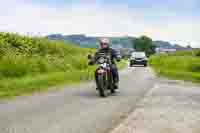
[0,32,96,98]
[0,32,94,79]
[149,51,200,82]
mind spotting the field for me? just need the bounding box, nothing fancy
[149,50,200,83]
[0,32,127,98]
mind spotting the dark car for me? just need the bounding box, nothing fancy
[129,52,148,67]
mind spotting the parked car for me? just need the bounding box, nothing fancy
[130,52,148,67]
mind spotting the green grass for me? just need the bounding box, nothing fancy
[0,32,95,98]
[117,60,128,69]
[0,32,95,79]
[149,51,200,83]
[0,70,94,98]
[0,61,127,99]
[0,32,127,99]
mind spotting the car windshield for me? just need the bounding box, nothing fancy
[132,52,146,58]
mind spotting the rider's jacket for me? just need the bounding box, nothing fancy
[93,48,119,64]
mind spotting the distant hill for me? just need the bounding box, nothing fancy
[47,34,187,50]
[153,41,188,50]
[47,34,134,49]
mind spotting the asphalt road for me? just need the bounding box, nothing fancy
[111,78,200,133]
[0,67,156,133]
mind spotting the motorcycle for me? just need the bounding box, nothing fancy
[88,53,116,97]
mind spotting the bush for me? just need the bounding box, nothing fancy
[189,63,200,72]
[195,50,200,57]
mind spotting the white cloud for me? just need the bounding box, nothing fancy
[0,1,199,47]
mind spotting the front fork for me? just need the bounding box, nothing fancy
[95,68,113,89]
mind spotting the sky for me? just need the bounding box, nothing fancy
[0,0,200,47]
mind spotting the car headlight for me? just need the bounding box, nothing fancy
[130,57,135,60]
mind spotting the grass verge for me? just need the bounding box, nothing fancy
[0,61,127,99]
[149,53,200,83]
[0,70,93,99]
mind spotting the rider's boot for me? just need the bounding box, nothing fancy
[113,78,119,89]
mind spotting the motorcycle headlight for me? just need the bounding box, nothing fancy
[98,57,105,64]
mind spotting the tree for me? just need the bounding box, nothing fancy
[133,36,155,56]
[186,45,192,49]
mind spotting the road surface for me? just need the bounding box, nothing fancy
[1,67,200,133]
[111,74,200,133]
[0,67,155,133]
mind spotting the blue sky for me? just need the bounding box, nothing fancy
[0,0,200,47]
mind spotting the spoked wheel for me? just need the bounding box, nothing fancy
[97,74,109,97]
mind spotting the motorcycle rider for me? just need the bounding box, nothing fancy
[89,38,120,89]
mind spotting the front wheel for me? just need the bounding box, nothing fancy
[97,74,108,97]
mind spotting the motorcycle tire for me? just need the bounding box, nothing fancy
[97,74,108,97]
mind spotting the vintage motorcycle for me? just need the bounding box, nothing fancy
[88,53,116,97]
